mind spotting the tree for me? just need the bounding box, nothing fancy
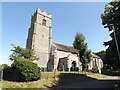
[0,64,8,71]
[73,32,91,71]
[101,1,120,69]
[4,44,41,82]
[94,50,108,68]
[83,50,92,71]
[9,44,39,61]
[94,50,107,63]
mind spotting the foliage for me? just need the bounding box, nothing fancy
[9,58,41,82]
[101,1,120,69]
[3,66,12,81]
[0,64,12,81]
[9,44,39,61]
[5,44,40,82]
[0,64,8,71]
[73,32,92,71]
[83,51,92,64]
[94,50,107,64]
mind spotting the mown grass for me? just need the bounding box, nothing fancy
[1,71,109,88]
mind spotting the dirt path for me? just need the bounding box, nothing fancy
[55,76,120,88]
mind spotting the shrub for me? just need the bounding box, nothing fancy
[3,66,12,81]
[0,64,10,80]
[11,58,41,82]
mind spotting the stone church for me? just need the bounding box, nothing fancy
[26,8,103,73]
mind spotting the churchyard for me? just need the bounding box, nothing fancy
[1,0,120,89]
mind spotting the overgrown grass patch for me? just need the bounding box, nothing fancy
[1,78,56,88]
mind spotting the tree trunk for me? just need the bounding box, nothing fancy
[82,64,85,72]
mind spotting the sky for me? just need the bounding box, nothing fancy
[1,2,111,65]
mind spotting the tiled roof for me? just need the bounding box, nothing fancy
[52,42,101,59]
[52,42,78,54]
[91,53,101,59]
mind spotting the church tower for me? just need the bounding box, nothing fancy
[26,8,52,70]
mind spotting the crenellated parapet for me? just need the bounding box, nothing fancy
[32,8,52,19]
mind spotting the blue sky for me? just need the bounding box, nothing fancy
[2,2,111,65]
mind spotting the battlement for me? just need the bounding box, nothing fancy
[34,8,52,19]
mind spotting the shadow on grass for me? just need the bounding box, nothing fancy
[43,73,119,90]
[44,72,97,88]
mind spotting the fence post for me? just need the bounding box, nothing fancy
[54,69,56,79]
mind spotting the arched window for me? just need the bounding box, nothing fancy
[42,19,46,26]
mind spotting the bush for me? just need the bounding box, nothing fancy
[3,66,12,81]
[1,64,9,80]
[10,58,41,82]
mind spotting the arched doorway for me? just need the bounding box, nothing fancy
[72,61,76,68]
[71,61,77,71]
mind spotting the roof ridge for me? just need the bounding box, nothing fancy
[52,42,74,48]
[52,42,78,54]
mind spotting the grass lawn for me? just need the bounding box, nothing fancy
[1,78,56,88]
[1,71,109,88]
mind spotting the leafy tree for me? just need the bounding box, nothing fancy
[94,50,109,69]
[101,1,120,69]
[85,50,92,64]
[0,64,8,71]
[94,50,107,63]
[73,32,91,71]
[83,50,92,71]
[9,44,39,61]
[4,44,40,82]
